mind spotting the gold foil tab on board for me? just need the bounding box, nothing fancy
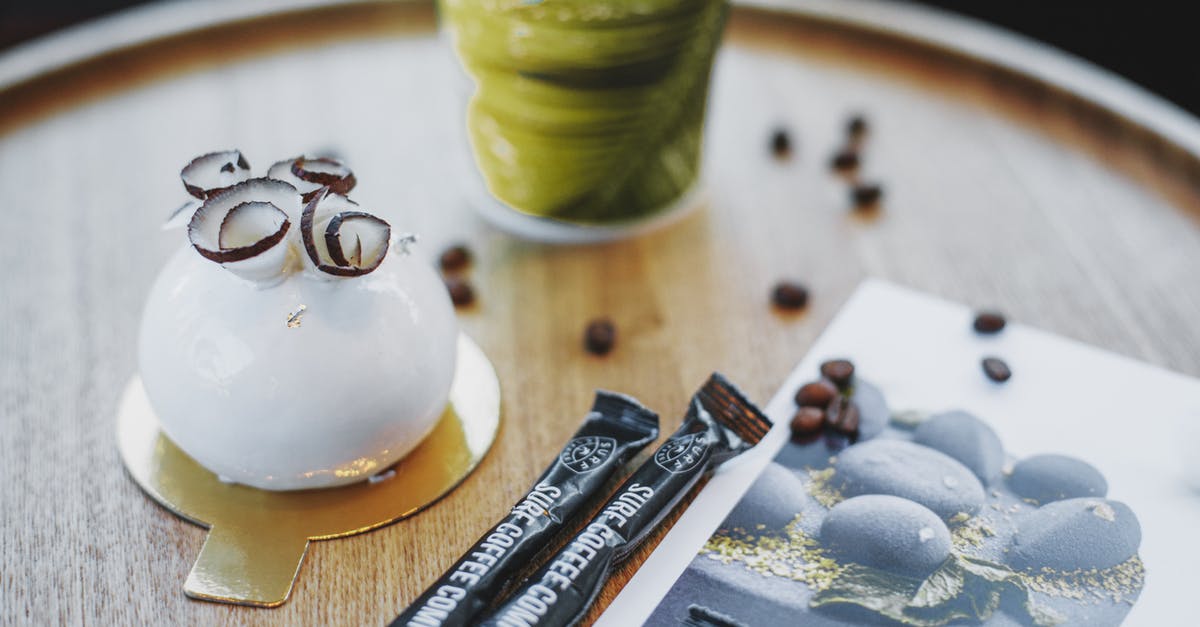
[117,334,501,607]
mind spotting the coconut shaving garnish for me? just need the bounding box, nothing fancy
[187,179,295,284]
[292,156,356,194]
[324,211,390,267]
[175,150,395,284]
[301,188,392,277]
[180,150,251,199]
[269,155,356,202]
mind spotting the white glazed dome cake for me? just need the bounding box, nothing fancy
[138,151,457,490]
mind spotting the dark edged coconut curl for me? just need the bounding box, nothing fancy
[217,201,291,252]
[180,150,252,200]
[324,211,390,268]
[268,156,323,201]
[301,188,392,277]
[187,178,299,283]
[300,187,349,268]
[292,157,356,195]
[269,155,355,202]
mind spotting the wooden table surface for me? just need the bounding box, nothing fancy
[3,1,1199,624]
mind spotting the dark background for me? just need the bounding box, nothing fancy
[2,1,1196,116]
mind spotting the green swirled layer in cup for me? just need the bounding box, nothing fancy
[441,0,729,224]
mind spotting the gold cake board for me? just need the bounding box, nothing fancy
[116,333,501,607]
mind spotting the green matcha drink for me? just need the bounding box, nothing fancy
[439,0,729,233]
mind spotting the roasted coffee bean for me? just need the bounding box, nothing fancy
[445,277,475,307]
[772,281,809,310]
[795,380,838,408]
[770,128,792,158]
[982,357,1012,382]
[820,359,855,388]
[584,319,617,356]
[830,149,860,172]
[847,114,868,138]
[973,311,1007,334]
[851,183,883,208]
[791,406,826,436]
[439,244,472,273]
[827,397,861,435]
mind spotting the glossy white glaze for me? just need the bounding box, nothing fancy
[138,244,457,490]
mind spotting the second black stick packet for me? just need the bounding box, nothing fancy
[479,373,772,627]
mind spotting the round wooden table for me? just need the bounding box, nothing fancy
[2,0,1198,624]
